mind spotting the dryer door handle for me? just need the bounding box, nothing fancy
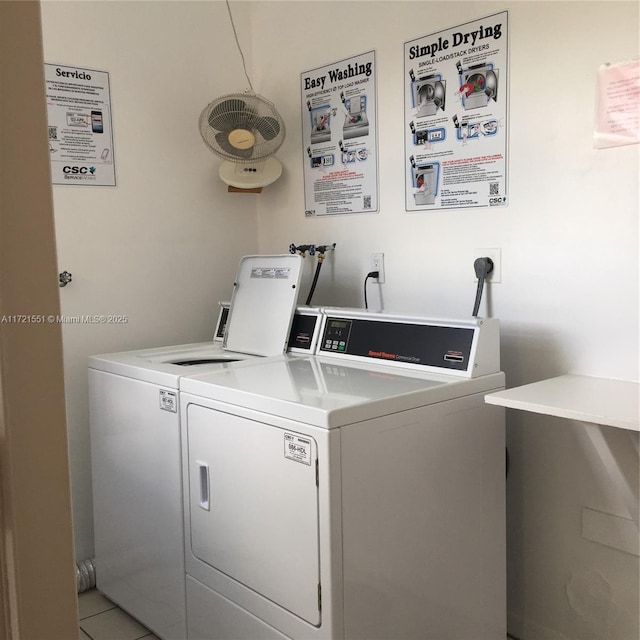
[197,461,210,511]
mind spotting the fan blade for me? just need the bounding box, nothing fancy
[215,132,253,159]
[253,116,281,141]
[207,98,247,131]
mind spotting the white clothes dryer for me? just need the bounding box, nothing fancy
[88,255,309,640]
[179,309,507,640]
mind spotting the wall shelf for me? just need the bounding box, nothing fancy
[485,374,639,432]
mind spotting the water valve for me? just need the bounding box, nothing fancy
[289,243,315,257]
[59,271,73,287]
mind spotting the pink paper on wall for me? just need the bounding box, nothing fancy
[594,58,640,149]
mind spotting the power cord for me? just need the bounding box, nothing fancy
[363,271,379,310]
[472,257,494,317]
[225,0,254,92]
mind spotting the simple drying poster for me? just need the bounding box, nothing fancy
[404,12,508,211]
[301,50,378,216]
[45,64,116,186]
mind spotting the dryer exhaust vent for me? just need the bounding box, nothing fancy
[76,557,96,593]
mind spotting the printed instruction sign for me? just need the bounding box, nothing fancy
[404,12,508,211]
[301,50,378,216]
[45,64,116,186]
[594,59,640,149]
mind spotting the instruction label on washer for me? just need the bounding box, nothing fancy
[159,389,177,413]
[251,267,291,279]
[284,433,312,465]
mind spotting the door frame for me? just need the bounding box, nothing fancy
[0,1,78,637]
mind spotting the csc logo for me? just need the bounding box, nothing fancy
[489,196,506,205]
[63,166,96,174]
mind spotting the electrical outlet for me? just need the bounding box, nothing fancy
[472,248,501,283]
[371,252,385,283]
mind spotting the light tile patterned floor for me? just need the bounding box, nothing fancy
[78,589,159,640]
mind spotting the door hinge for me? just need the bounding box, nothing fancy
[318,582,322,611]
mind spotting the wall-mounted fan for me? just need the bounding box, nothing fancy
[199,0,287,191]
[199,92,285,190]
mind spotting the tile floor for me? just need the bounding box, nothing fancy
[78,589,159,640]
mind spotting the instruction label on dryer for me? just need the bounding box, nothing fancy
[284,433,312,465]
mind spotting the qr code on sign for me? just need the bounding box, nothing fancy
[489,182,499,195]
[363,195,372,209]
[48,127,58,141]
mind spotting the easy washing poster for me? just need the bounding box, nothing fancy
[44,64,116,187]
[404,11,508,211]
[301,50,379,216]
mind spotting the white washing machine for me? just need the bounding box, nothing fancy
[179,309,507,640]
[89,255,313,640]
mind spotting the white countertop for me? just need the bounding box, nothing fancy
[485,374,639,431]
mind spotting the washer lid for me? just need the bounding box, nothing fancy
[224,254,303,356]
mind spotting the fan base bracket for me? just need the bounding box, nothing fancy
[228,185,263,194]
[219,157,283,190]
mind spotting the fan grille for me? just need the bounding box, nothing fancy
[199,92,285,163]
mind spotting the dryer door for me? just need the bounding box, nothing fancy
[186,405,321,626]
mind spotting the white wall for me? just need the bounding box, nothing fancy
[250,1,639,639]
[40,1,638,638]
[40,0,260,562]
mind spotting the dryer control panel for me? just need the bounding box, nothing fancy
[318,310,500,378]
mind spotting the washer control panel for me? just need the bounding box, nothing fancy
[288,310,322,353]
